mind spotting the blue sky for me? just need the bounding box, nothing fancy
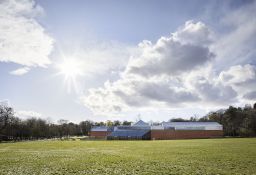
[0,0,255,123]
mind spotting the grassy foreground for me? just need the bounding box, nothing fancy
[0,138,255,175]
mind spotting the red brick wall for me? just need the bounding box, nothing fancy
[89,131,111,138]
[151,130,223,140]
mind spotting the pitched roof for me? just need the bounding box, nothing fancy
[132,120,149,126]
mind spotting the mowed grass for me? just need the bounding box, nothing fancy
[0,138,256,175]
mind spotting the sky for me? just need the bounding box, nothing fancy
[0,0,256,123]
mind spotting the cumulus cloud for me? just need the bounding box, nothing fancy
[126,21,214,77]
[218,64,256,101]
[219,64,256,85]
[0,0,54,74]
[83,21,218,114]
[82,2,256,115]
[173,20,213,46]
[192,77,237,104]
[83,78,198,114]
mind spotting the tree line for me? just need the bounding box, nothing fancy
[0,104,132,141]
[1,103,256,141]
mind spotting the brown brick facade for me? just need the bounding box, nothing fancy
[90,130,223,140]
[151,130,223,140]
[89,131,111,138]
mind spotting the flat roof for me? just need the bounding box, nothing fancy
[162,122,222,126]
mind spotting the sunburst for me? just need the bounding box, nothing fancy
[56,58,84,93]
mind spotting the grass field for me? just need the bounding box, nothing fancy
[0,138,256,175]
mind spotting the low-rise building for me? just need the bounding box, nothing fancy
[108,120,151,140]
[89,126,114,139]
[89,120,223,140]
[151,122,223,140]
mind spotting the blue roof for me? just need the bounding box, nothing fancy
[109,130,149,137]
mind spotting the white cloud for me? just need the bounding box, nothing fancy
[16,110,42,119]
[9,67,30,75]
[126,21,214,77]
[191,76,237,104]
[218,64,256,101]
[173,20,214,46]
[219,64,256,85]
[0,0,54,74]
[83,21,218,114]
[83,12,256,115]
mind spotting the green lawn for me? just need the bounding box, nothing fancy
[0,138,255,175]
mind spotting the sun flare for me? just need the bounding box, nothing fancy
[56,58,84,93]
[57,59,83,79]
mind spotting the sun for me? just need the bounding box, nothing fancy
[57,59,83,79]
[56,58,84,93]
